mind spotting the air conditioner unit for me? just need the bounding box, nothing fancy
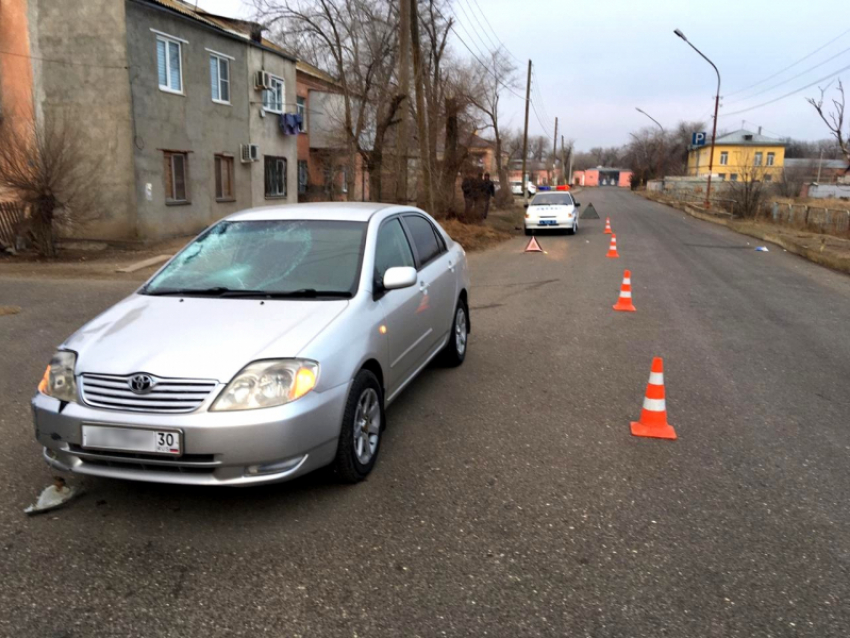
[240,144,260,163]
[255,70,271,90]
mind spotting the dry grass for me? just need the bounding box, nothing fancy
[441,218,512,252]
[0,305,21,316]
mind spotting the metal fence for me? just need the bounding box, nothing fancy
[0,201,26,249]
[760,201,850,236]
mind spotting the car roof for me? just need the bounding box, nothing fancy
[225,202,399,223]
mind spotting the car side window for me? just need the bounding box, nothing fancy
[404,215,443,266]
[374,218,415,281]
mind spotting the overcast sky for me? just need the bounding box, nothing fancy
[196,0,850,151]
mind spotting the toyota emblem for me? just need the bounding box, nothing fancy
[129,374,154,394]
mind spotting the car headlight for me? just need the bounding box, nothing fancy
[37,351,78,403]
[211,359,318,411]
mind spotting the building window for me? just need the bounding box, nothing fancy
[719,151,728,166]
[164,152,189,203]
[298,160,308,194]
[767,152,775,166]
[339,166,349,193]
[209,54,230,104]
[265,156,287,197]
[730,173,738,182]
[297,96,307,132]
[754,152,763,166]
[764,174,772,183]
[718,173,726,181]
[156,36,182,94]
[214,154,234,201]
[263,76,284,113]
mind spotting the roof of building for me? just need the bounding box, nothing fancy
[785,158,849,169]
[712,129,785,146]
[141,0,297,61]
[296,61,339,86]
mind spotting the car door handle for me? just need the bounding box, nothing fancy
[448,260,455,272]
[419,281,430,292]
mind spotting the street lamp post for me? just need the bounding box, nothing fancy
[674,28,720,209]
[636,107,665,183]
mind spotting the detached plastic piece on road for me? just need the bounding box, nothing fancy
[755,246,769,252]
[524,236,544,253]
[606,234,620,259]
[24,477,82,516]
[604,217,612,234]
[613,270,636,312]
[630,358,677,440]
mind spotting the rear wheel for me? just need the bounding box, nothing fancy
[333,370,384,483]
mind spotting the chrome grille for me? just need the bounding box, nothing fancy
[80,373,217,413]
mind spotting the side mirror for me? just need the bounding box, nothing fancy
[382,266,417,291]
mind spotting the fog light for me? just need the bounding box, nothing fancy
[246,455,306,476]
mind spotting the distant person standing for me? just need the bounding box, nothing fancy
[471,171,485,220]
[461,171,474,219]
[481,172,495,220]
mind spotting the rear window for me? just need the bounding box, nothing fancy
[531,193,573,206]
[404,215,443,266]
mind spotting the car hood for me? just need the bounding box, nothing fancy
[63,294,348,382]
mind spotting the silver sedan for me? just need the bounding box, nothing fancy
[32,203,471,486]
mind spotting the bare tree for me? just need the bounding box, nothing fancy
[0,118,101,257]
[466,46,517,201]
[807,81,850,169]
[253,0,402,201]
[726,153,769,218]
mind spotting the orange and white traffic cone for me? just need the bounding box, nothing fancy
[606,234,619,258]
[630,357,677,440]
[613,269,636,312]
[604,218,612,234]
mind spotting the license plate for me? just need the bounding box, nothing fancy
[82,424,182,456]
[539,220,557,226]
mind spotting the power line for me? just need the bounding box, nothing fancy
[720,62,850,117]
[727,44,850,104]
[464,0,524,65]
[530,101,554,141]
[725,26,850,97]
[458,0,501,57]
[452,0,496,68]
[0,49,128,69]
[449,25,526,100]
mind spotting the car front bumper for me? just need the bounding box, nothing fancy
[31,381,350,486]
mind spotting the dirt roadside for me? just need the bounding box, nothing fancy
[642,192,850,276]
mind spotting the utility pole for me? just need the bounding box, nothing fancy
[552,116,558,185]
[395,0,411,203]
[816,149,824,183]
[409,0,433,213]
[521,60,532,206]
[561,134,567,186]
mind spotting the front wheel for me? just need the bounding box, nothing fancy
[440,300,469,367]
[333,370,385,483]
[567,221,578,235]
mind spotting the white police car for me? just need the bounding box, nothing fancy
[523,189,581,235]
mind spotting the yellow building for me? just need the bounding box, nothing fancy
[687,129,786,182]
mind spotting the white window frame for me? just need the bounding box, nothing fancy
[208,52,231,105]
[766,152,775,166]
[297,96,307,132]
[155,34,184,95]
[263,75,285,114]
[719,151,728,166]
[754,152,763,166]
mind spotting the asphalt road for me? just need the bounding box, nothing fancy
[1,188,849,637]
